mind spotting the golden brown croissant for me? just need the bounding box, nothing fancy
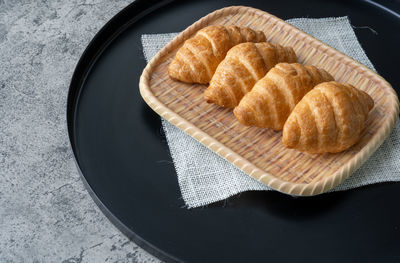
[203,42,297,108]
[168,25,266,84]
[282,81,374,153]
[234,63,334,130]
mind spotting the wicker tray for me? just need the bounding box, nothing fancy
[139,6,399,196]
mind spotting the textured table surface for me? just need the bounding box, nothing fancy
[0,0,160,262]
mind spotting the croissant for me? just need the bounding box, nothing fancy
[168,25,266,84]
[282,81,374,153]
[234,63,334,130]
[204,42,297,108]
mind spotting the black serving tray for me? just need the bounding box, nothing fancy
[67,0,400,262]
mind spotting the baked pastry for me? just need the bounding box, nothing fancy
[234,63,334,130]
[203,42,297,108]
[168,25,266,84]
[282,81,374,153]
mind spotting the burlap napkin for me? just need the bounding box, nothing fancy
[141,17,400,208]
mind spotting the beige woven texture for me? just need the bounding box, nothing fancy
[139,6,399,198]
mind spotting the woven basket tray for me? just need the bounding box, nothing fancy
[139,6,399,196]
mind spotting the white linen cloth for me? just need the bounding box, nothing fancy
[141,17,400,208]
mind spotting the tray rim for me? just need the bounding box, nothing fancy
[139,5,400,196]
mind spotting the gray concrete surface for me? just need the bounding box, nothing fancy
[0,0,161,262]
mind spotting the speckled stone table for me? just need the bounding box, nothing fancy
[0,1,161,262]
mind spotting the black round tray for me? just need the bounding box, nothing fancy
[67,0,400,262]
